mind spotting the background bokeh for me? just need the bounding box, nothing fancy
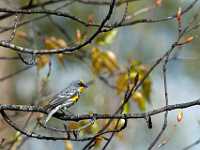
[0,0,200,150]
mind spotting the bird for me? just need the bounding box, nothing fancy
[43,80,88,125]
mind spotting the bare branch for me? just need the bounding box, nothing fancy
[0,98,199,122]
[0,0,116,54]
[183,137,200,150]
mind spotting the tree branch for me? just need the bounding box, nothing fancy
[0,0,116,54]
[0,98,199,121]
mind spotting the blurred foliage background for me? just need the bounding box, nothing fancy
[0,0,200,149]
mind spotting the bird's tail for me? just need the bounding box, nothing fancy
[44,105,62,126]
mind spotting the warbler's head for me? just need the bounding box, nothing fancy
[71,80,88,93]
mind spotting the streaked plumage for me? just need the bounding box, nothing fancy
[44,80,88,125]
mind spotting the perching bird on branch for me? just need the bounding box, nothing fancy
[43,80,88,125]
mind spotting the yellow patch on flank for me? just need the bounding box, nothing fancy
[79,86,84,93]
[72,95,79,102]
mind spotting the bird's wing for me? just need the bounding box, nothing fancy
[46,87,78,109]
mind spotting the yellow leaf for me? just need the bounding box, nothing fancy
[80,120,99,134]
[44,36,67,66]
[137,64,148,76]
[176,7,182,22]
[183,36,194,44]
[10,132,23,150]
[107,119,125,140]
[91,47,102,74]
[91,47,118,74]
[116,73,128,94]
[64,141,73,150]
[116,131,124,140]
[129,71,138,84]
[67,122,80,130]
[177,111,183,122]
[130,60,141,66]
[154,0,162,7]
[44,36,68,49]
[142,79,152,100]
[36,55,50,70]
[108,119,125,130]
[95,29,118,45]
[115,72,138,94]
[87,15,94,25]
[44,37,58,49]
[129,60,143,83]
[16,31,28,39]
[76,29,82,43]
[94,137,104,148]
[132,92,146,111]
[14,131,22,140]
[122,102,130,114]
[56,38,68,48]
[115,60,151,111]
[101,51,119,73]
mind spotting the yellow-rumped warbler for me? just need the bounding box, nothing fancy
[44,80,88,125]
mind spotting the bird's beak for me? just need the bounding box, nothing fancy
[83,83,88,88]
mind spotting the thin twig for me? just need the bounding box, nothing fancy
[183,137,200,150]
[0,65,33,82]
[0,0,116,54]
[148,50,170,150]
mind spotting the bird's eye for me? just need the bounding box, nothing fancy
[79,82,84,86]
[79,82,88,88]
